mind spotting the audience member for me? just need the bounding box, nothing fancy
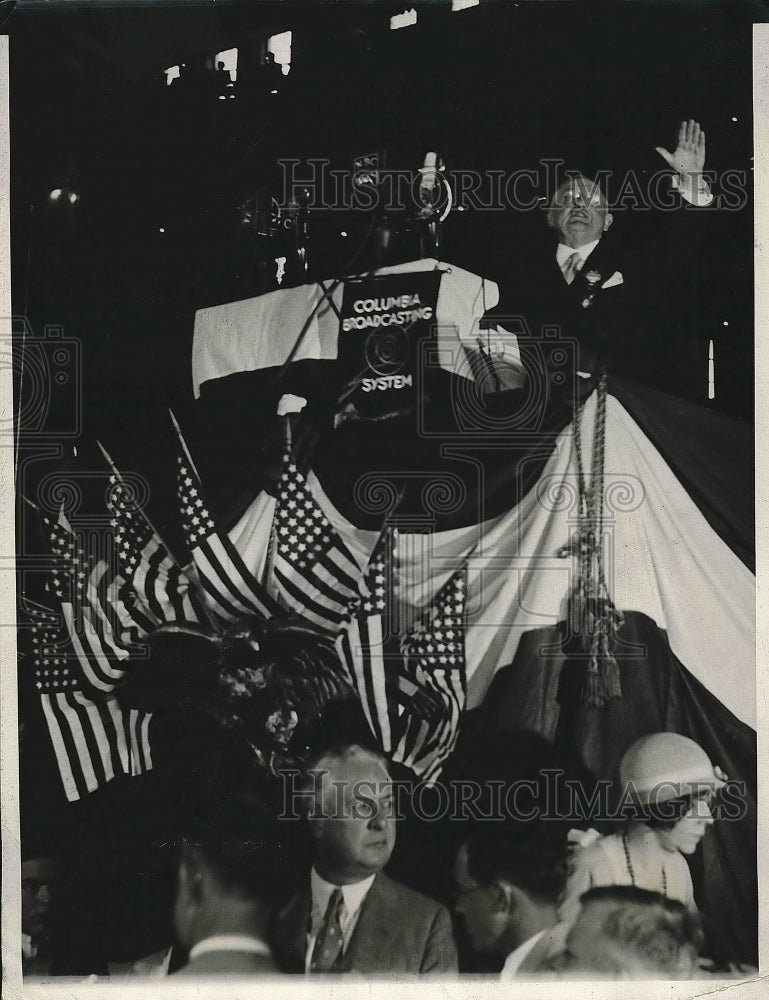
[558,885,701,978]
[273,743,457,974]
[561,733,725,925]
[21,851,61,977]
[173,791,293,976]
[453,823,569,977]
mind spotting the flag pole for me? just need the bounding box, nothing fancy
[260,414,291,592]
[97,440,175,556]
[97,439,219,633]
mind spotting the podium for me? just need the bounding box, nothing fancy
[192,258,524,409]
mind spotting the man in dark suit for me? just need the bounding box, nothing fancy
[173,792,289,977]
[495,120,712,400]
[274,743,457,975]
[453,822,569,978]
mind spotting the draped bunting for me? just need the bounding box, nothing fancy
[227,387,755,729]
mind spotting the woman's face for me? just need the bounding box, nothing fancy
[657,795,715,854]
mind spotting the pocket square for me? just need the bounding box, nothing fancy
[601,271,623,289]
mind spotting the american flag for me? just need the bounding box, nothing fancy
[272,450,362,634]
[172,415,282,625]
[24,599,153,802]
[336,526,400,752]
[42,510,147,696]
[394,566,468,783]
[337,530,468,783]
[101,444,206,629]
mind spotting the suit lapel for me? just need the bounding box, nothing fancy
[343,873,393,972]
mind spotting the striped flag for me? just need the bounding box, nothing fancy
[394,566,468,783]
[41,509,147,696]
[172,414,283,625]
[336,526,400,752]
[101,444,206,629]
[24,599,152,802]
[337,528,468,782]
[273,450,362,634]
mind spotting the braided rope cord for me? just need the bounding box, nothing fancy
[571,374,624,705]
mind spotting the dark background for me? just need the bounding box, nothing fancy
[9,0,762,973]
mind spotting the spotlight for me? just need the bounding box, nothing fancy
[267,30,292,75]
[68,192,79,204]
[390,8,417,29]
[49,188,63,201]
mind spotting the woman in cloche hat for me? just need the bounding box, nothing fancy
[560,732,727,923]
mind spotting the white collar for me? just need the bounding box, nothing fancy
[500,928,548,978]
[188,935,271,961]
[310,867,377,919]
[21,932,36,961]
[556,239,601,267]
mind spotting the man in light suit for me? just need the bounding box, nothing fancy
[274,743,457,975]
[173,792,289,976]
[453,822,569,978]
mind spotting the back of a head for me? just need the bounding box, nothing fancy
[463,821,569,905]
[577,886,702,976]
[182,791,298,904]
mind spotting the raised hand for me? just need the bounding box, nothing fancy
[655,119,706,178]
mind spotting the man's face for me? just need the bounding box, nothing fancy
[549,176,612,248]
[311,750,396,883]
[453,843,509,955]
[21,858,59,939]
[657,795,715,855]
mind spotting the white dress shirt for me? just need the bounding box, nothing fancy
[500,928,548,978]
[189,935,272,961]
[556,239,600,274]
[305,868,377,971]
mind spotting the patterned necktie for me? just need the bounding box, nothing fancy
[561,250,582,285]
[310,887,345,972]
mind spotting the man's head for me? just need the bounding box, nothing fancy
[21,856,60,941]
[453,824,568,957]
[562,886,701,978]
[548,174,613,248]
[174,792,293,951]
[306,744,395,885]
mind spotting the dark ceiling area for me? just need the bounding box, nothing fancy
[7,0,760,463]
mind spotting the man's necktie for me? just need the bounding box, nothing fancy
[310,888,345,972]
[561,251,582,285]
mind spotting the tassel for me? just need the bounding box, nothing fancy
[583,655,605,707]
[602,654,623,699]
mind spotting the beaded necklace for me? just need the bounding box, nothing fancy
[622,831,668,898]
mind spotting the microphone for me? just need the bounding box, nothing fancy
[418,151,440,212]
